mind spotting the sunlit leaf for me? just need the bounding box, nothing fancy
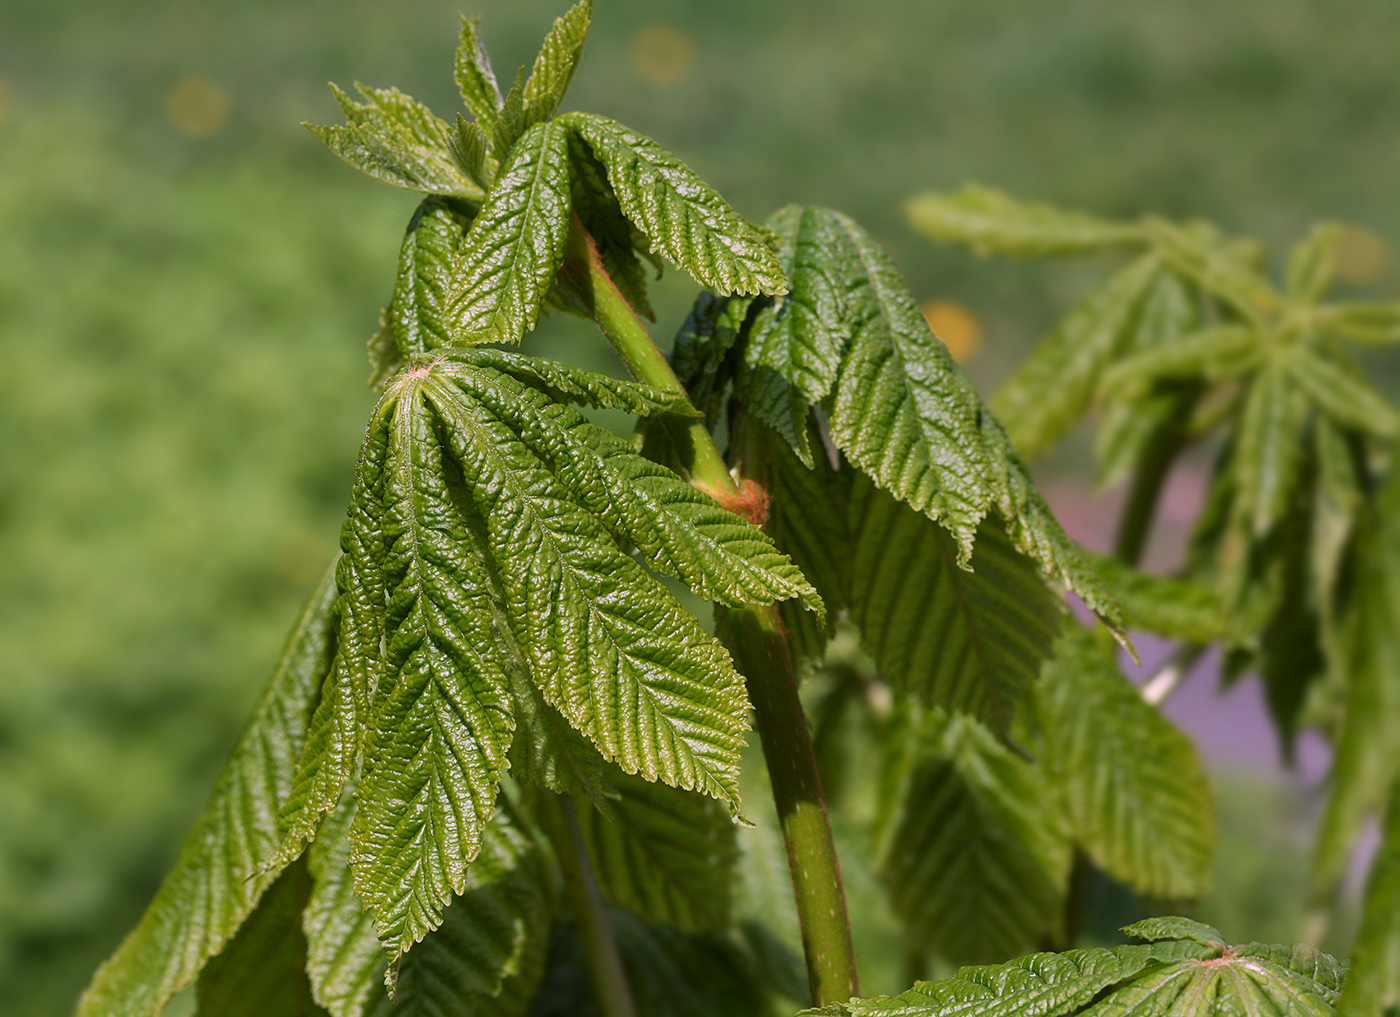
[904,186,1143,258]
[521,0,593,129]
[455,16,504,138]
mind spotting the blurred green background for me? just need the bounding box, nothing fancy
[4,1,1399,1014]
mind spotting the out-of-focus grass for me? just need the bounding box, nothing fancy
[3,1,1398,1013]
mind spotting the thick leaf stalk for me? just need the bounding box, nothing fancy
[570,222,860,1005]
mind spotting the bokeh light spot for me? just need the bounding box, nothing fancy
[922,300,983,363]
[165,77,231,139]
[1333,225,1391,286]
[630,24,696,87]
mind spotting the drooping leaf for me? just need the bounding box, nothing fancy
[561,111,787,296]
[195,857,328,1017]
[1081,552,1229,644]
[446,119,573,346]
[848,476,1063,727]
[991,254,1161,461]
[876,710,1072,964]
[1313,467,1400,892]
[1321,303,1400,346]
[454,16,504,138]
[1288,345,1400,440]
[521,0,593,130]
[1037,627,1215,899]
[1233,353,1310,538]
[903,185,1144,258]
[308,85,483,199]
[818,208,992,563]
[77,570,340,1017]
[573,769,739,932]
[1338,777,1400,1017]
[303,794,383,1017]
[367,799,555,1010]
[806,924,1345,1017]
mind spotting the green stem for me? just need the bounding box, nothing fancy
[718,605,861,1005]
[568,223,860,1005]
[549,794,639,1017]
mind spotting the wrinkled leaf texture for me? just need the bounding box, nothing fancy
[278,352,817,967]
[807,921,1345,1017]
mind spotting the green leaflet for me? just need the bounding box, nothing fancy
[455,17,504,138]
[77,569,339,1017]
[1321,303,1400,346]
[308,85,483,200]
[446,119,573,346]
[387,197,474,358]
[573,769,739,932]
[195,858,328,1017]
[821,208,992,563]
[1037,628,1215,899]
[903,185,1144,258]
[671,291,756,432]
[1147,219,1277,324]
[1099,324,1261,397]
[1312,466,1400,892]
[875,710,1072,964]
[740,206,854,465]
[304,794,382,1017]
[568,129,657,321]
[807,925,1344,1017]
[1286,223,1341,304]
[1233,353,1310,538]
[1082,552,1229,644]
[991,254,1162,461]
[848,477,1064,728]
[1288,345,1400,439]
[1338,777,1400,1017]
[521,0,593,131]
[561,111,787,296]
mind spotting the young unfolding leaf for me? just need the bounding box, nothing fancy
[806,923,1344,1017]
[455,16,504,137]
[308,85,484,199]
[572,770,739,932]
[1147,218,1277,323]
[561,112,787,296]
[904,185,1144,258]
[447,120,573,346]
[1287,345,1400,440]
[1233,354,1310,539]
[1036,628,1215,899]
[1099,324,1261,398]
[875,710,1071,964]
[1286,222,1341,304]
[991,254,1161,460]
[521,0,593,130]
[77,571,339,1017]
[196,858,328,1017]
[1321,303,1400,346]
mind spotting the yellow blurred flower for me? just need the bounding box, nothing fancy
[165,77,231,139]
[921,300,983,363]
[631,24,696,87]
[1333,225,1391,286]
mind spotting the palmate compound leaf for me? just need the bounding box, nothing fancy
[725,205,1124,644]
[76,568,339,1017]
[300,788,555,1017]
[1036,627,1215,899]
[282,351,817,967]
[806,922,1345,1017]
[873,708,1072,964]
[571,767,740,932]
[308,85,484,200]
[559,111,787,297]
